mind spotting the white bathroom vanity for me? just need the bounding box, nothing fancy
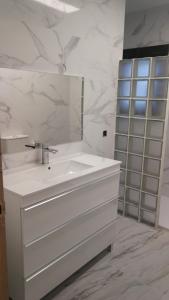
[3,153,120,300]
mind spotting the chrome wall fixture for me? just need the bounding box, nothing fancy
[115,56,169,226]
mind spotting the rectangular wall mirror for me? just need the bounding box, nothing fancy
[0,68,84,148]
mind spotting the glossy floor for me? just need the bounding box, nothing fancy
[159,195,169,229]
[44,216,169,300]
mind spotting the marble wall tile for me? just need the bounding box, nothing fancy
[69,76,83,142]
[161,116,169,198]
[84,78,117,116]
[0,0,125,167]
[124,4,169,49]
[83,113,115,158]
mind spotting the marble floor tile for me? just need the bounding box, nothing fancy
[159,195,169,229]
[43,216,169,300]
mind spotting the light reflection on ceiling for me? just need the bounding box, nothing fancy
[34,0,80,13]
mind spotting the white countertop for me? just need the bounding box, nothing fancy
[3,152,121,199]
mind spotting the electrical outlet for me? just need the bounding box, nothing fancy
[103,130,107,137]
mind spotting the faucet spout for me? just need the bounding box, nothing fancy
[41,144,58,164]
[25,143,58,164]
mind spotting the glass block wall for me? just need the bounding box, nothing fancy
[115,56,169,226]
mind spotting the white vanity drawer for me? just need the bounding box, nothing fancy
[22,174,120,243]
[25,222,115,300]
[24,198,118,277]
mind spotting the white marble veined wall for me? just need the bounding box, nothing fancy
[124,4,169,49]
[0,0,126,165]
[0,68,82,145]
[69,76,83,142]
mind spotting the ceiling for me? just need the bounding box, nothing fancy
[126,0,169,13]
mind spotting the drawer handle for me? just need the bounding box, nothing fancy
[24,171,120,212]
[26,221,115,282]
[25,197,118,247]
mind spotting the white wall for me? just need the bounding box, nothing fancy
[0,0,126,162]
[124,4,169,49]
[0,69,82,145]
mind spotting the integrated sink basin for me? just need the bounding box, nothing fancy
[8,160,92,182]
[41,161,92,178]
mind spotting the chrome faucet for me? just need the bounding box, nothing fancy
[25,142,58,164]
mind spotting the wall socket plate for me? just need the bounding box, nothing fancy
[103,130,107,137]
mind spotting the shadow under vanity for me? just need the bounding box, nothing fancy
[1,69,121,300]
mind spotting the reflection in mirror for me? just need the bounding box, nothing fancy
[0,68,84,149]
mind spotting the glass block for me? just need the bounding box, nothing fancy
[118,200,124,214]
[118,80,131,97]
[152,56,169,77]
[126,187,140,205]
[150,79,168,99]
[117,99,130,115]
[145,140,162,158]
[131,100,147,117]
[129,137,144,154]
[116,117,129,134]
[141,192,157,211]
[119,60,132,78]
[133,80,148,98]
[146,120,164,139]
[142,175,159,194]
[128,154,143,172]
[114,151,127,169]
[148,100,166,120]
[125,204,138,220]
[143,158,161,176]
[120,170,126,185]
[115,135,128,151]
[130,119,145,136]
[119,185,125,201]
[140,209,155,225]
[127,171,141,188]
[134,58,150,77]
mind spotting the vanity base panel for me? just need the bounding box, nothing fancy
[4,155,120,300]
[24,198,118,277]
[25,222,115,300]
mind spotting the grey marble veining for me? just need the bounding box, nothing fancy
[0,69,82,148]
[43,217,169,300]
[0,0,126,162]
[124,4,169,49]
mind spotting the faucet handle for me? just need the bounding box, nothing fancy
[46,147,58,154]
[25,144,36,149]
[25,143,58,154]
[25,142,40,149]
[41,143,58,154]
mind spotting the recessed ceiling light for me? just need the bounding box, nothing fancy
[34,0,80,13]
